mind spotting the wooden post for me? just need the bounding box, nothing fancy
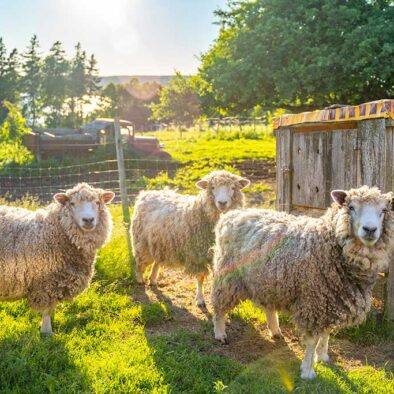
[114,117,134,276]
[276,127,293,212]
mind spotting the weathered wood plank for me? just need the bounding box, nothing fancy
[359,119,387,190]
[276,128,293,212]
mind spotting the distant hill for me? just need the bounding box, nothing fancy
[99,75,173,88]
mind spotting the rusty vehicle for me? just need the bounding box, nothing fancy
[23,118,171,160]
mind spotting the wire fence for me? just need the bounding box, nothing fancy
[139,116,269,133]
[0,157,275,204]
[0,159,181,203]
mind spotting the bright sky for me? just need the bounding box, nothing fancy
[0,0,227,75]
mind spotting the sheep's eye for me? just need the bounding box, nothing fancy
[96,201,100,205]
[349,206,355,211]
[382,208,388,215]
[70,202,75,206]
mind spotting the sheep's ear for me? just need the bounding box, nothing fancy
[102,191,115,204]
[54,193,69,205]
[331,190,347,206]
[196,180,209,190]
[385,192,394,211]
[238,177,251,190]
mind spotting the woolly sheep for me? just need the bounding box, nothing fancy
[0,183,115,334]
[211,186,394,379]
[131,170,250,306]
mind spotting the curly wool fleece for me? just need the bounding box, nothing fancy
[212,186,394,336]
[0,183,113,312]
[131,170,247,276]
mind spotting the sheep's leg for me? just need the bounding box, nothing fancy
[316,332,330,363]
[213,312,228,344]
[40,310,53,335]
[300,335,319,379]
[195,274,206,308]
[149,262,161,286]
[135,258,150,284]
[212,281,246,344]
[264,308,283,339]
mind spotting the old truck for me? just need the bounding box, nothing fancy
[23,118,171,160]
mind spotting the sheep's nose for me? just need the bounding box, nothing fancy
[82,217,95,225]
[218,201,227,207]
[363,226,377,235]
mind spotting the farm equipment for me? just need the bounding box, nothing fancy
[23,118,171,160]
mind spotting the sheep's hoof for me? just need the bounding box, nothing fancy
[215,334,229,345]
[148,281,158,287]
[316,353,330,363]
[300,368,316,380]
[135,276,145,285]
[196,300,206,308]
[40,329,54,336]
[272,332,284,340]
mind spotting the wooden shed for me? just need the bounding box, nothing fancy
[273,99,394,324]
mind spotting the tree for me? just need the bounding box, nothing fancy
[42,41,69,127]
[0,101,33,165]
[0,38,20,121]
[150,72,201,126]
[21,35,43,127]
[94,79,161,130]
[67,43,87,127]
[199,0,394,114]
[86,54,101,96]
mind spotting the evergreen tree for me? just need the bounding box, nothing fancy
[42,41,69,127]
[21,35,42,127]
[86,54,100,96]
[0,38,20,121]
[67,43,87,127]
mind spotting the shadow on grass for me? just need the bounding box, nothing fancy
[0,330,90,393]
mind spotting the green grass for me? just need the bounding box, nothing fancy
[147,126,276,163]
[0,205,393,393]
[143,126,276,195]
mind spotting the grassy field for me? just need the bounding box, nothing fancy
[1,129,394,393]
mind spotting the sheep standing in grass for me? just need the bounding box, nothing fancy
[211,186,394,379]
[0,183,115,334]
[131,170,250,306]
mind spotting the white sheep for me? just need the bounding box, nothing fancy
[211,186,394,379]
[0,183,114,334]
[131,170,250,306]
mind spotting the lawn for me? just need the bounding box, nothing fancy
[0,205,393,393]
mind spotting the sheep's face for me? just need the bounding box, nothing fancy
[196,171,250,212]
[54,185,115,232]
[331,188,393,247]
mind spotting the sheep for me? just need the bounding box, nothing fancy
[211,186,394,379]
[0,183,115,334]
[131,170,250,307]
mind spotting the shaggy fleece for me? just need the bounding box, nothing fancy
[0,183,112,311]
[212,186,394,336]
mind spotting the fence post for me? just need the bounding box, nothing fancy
[114,117,134,277]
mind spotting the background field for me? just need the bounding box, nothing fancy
[1,130,394,393]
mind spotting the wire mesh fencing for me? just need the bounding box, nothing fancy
[0,159,180,204]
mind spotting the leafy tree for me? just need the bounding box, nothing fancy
[21,35,43,127]
[199,0,394,114]
[42,41,69,127]
[150,72,201,126]
[0,101,33,165]
[0,39,20,121]
[94,79,160,129]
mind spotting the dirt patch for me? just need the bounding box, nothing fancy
[131,267,394,371]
